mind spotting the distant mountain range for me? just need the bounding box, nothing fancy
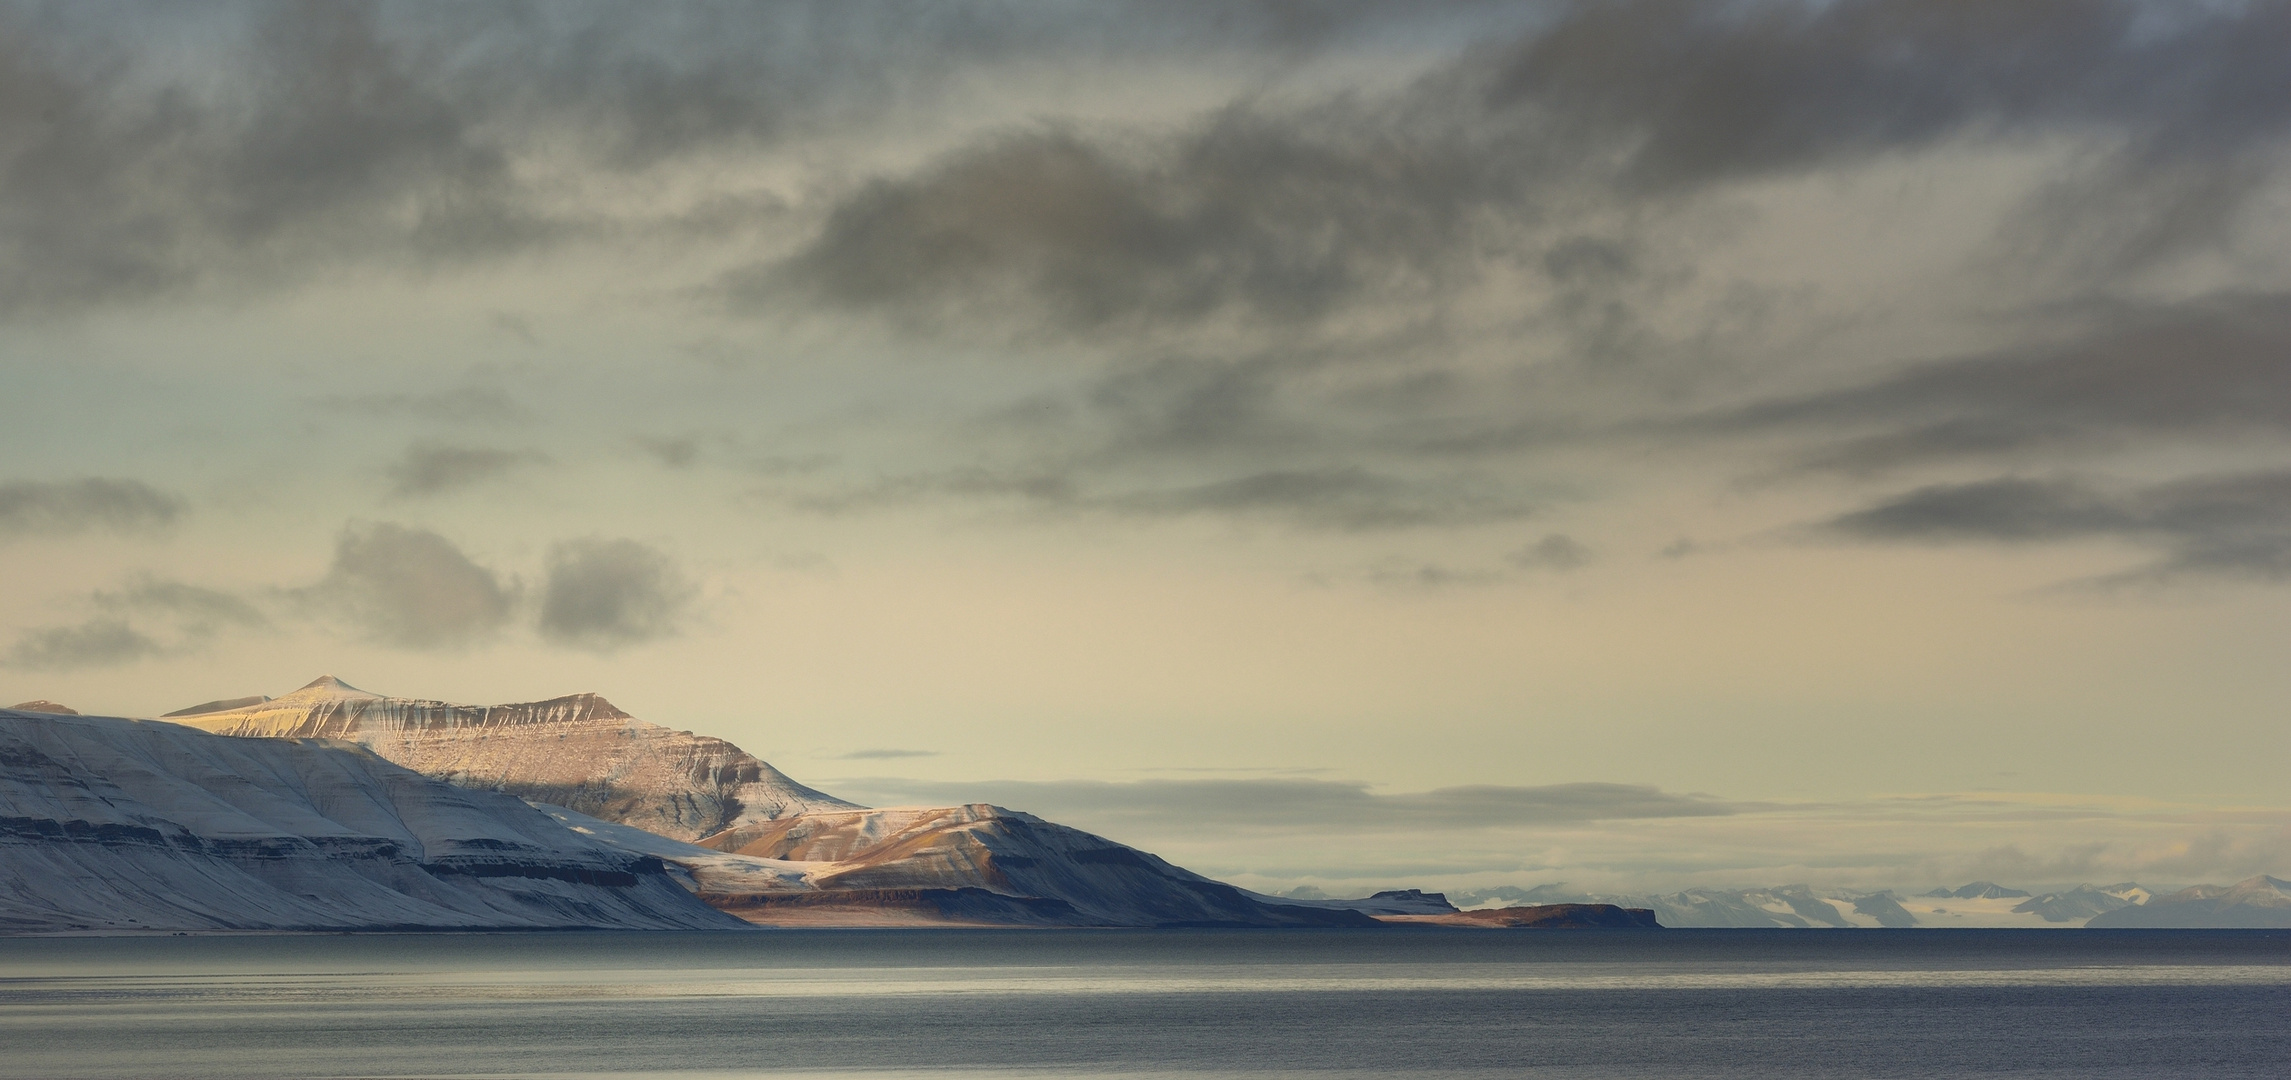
[1448,877,2291,928]
[8,678,2286,931]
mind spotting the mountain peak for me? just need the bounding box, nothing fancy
[292,675,377,698]
[7,700,78,715]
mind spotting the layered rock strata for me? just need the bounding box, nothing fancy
[170,676,854,841]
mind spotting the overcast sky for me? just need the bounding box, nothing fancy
[3,0,2288,895]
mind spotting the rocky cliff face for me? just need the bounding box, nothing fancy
[0,708,745,932]
[168,677,855,842]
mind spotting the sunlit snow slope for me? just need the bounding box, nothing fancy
[170,677,855,841]
[0,709,745,932]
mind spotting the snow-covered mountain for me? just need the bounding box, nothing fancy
[1451,881,2167,928]
[2086,876,2291,928]
[0,708,744,933]
[168,677,854,841]
[159,677,1368,927]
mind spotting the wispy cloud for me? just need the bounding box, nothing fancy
[0,478,182,538]
[385,443,542,498]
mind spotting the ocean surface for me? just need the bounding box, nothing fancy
[1,928,2285,1079]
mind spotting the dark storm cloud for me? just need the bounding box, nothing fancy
[0,0,1509,314]
[0,0,2279,318]
[384,442,538,497]
[1486,0,2291,191]
[0,478,182,538]
[824,776,1741,831]
[302,522,516,649]
[0,2,534,311]
[1733,294,2291,471]
[739,115,1521,333]
[1827,471,2291,582]
[536,537,693,650]
[747,1,2291,337]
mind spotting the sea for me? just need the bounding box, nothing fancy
[0,928,2285,1079]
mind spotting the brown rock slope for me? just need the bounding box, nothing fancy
[694,804,1378,927]
[167,676,855,842]
[7,701,77,715]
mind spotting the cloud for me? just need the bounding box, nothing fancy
[303,522,516,649]
[1508,532,1591,571]
[320,386,521,423]
[93,576,269,644]
[3,575,270,671]
[0,478,182,538]
[1826,471,2291,582]
[835,748,940,761]
[1361,559,1500,589]
[635,436,700,468]
[734,2,2291,342]
[3,618,160,671]
[730,112,1522,338]
[1113,467,1535,530]
[774,464,1538,532]
[384,442,538,497]
[1486,0,2291,194]
[536,537,693,650]
[823,776,1740,832]
[1729,294,2291,472]
[0,2,1502,315]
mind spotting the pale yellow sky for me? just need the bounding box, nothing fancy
[3,1,2289,892]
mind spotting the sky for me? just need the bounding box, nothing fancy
[2,0,2288,896]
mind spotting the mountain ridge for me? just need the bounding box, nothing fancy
[0,708,744,932]
[166,676,855,841]
[156,677,1377,928]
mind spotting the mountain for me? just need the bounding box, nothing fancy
[1390,904,1662,929]
[1454,882,2164,928]
[0,708,744,933]
[1462,885,1913,928]
[161,695,269,717]
[162,677,1369,928]
[2011,883,2147,923]
[1922,881,2032,900]
[683,804,1377,927]
[2085,876,2291,928]
[168,677,855,841]
[1250,889,1462,917]
[7,701,76,715]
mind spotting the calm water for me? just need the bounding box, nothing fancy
[1,929,2286,1079]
